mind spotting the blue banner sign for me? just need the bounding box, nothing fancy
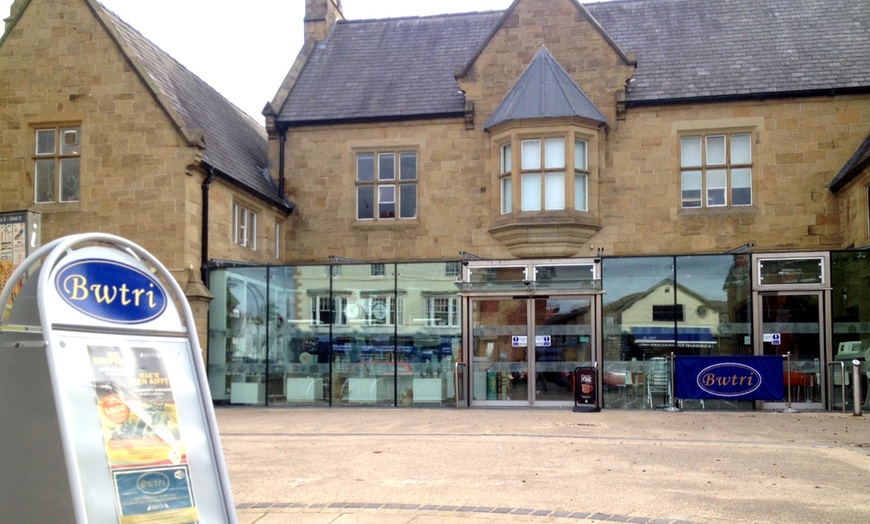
[54,258,167,324]
[675,356,784,401]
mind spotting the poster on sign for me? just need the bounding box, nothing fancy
[89,345,186,468]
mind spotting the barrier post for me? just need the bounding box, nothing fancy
[827,361,846,413]
[783,352,798,413]
[454,362,467,409]
[664,352,682,412]
[852,360,863,417]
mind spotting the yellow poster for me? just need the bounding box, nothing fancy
[88,345,187,468]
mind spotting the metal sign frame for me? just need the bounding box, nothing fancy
[0,233,236,523]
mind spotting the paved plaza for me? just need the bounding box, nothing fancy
[216,407,870,524]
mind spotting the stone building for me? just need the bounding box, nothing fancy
[226,0,869,410]
[3,0,870,410]
[0,0,293,346]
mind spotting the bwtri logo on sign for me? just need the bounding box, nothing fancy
[697,363,763,397]
[54,259,167,324]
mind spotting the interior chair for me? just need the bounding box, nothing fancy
[646,366,671,409]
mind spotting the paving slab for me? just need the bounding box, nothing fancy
[218,407,870,524]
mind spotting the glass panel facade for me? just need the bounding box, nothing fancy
[831,252,870,410]
[208,262,461,407]
[204,252,870,411]
[601,255,752,409]
[207,267,286,406]
[535,297,593,403]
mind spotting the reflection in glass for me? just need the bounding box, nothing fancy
[831,252,870,410]
[470,298,528,402]
[601,255,752,410]
[535,298,592,404]
[759,258,823,286]
[207,267,274,406]
[208,262,463,407]
[397,263,461,406]
[761,293,821,404]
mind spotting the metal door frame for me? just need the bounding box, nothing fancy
[751,252,831,411]
[458,258,604,408]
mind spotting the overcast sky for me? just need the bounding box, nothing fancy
[5,1,538,123]
[4,1,610,123]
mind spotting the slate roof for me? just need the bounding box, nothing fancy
[279,11,502,124]
[484,46,607,130]
[278,0,870,125]
[94,2,291,211]
[586,0,870,104]
[829,134,870,193]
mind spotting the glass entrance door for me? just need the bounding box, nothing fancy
[759,292,823,409]
[534,297,594,405]
[470,298,529,405]
[469,296,594,406]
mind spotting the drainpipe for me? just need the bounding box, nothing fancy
[201,169,216,284]
[278,128,287,197]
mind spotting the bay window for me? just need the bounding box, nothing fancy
[500,135,589,214]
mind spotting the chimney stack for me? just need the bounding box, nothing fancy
[304,0,344,43]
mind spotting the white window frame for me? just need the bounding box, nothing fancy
[520,138,567,211]
[311,295,348,326]
[359,296,402,326]
[425,296,460,327]
[233,202,258,250]
[574,139,589,212]
[500,143,512,214]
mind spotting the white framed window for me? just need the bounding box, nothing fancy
[499,132,593,215]
[370,263,385,277]
[34,126,81,203]
[445,261,461,279]
[521,138,567,211]
[232,202,258,250]
[681,133,753,209]
[356,296,402,326]
[311,295,348,325]
[574,139,588,211]
[500,143,512,214]
[425,297,460,327]
[274,222,281,260]
[357,150,417,220]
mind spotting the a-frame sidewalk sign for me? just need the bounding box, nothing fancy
[0,233,236,523]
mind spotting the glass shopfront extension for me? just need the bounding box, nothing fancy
[206,251,870,411]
